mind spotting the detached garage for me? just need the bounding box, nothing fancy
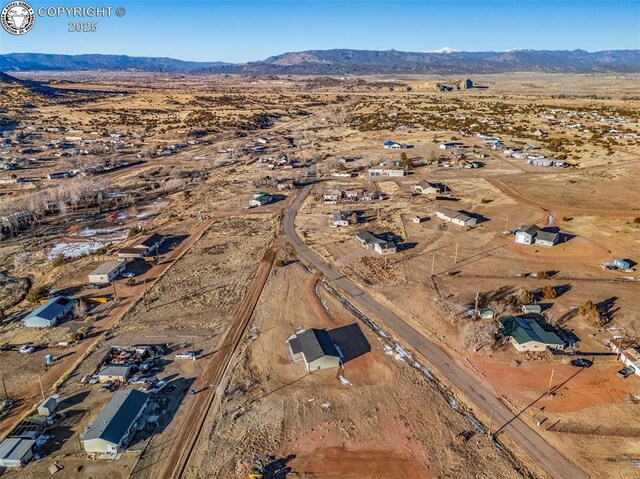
[0,437,35,468]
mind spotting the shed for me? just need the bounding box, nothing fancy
[97,364,132,383]
[287,329,342,372]
[88,261,126,284]
[80,389,149,454]
[38,395,59,416]
[0,437,35,468]
[23,296,74,328]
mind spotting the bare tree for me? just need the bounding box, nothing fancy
[460,322,498,353]
[74,300,88,319]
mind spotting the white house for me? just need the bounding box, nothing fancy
[88,261,126,284]
[435,208,477,227]
[367,168,406,177]
[515,225,541,245]
[287,329,342,372]
[439,142,464,150]
[331,211,351,227]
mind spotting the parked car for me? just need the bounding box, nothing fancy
[88,375,99,385]
[19,345,35,354]
[617,367,635,379]
[122,272,135,278]
[570,358,593,368]
[150,379,167,394]
[175,351,196,360]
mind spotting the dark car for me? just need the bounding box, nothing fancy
[617,367,634,379]
[571,358,593,368]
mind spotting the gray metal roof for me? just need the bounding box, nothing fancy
[295,329,340,363]
[0,437,35,462]
[517,225,541,236]
[355,230,379,245]
[81,389,148,445]
[535,231,559,242]
[89,261,124,276]
[98,364,132,378]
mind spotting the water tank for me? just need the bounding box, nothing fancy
[45,354,54,366]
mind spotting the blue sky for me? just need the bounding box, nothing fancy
[2,1,639,62]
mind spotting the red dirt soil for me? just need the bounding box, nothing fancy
[473,359,630,413]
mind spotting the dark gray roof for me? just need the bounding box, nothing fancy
[98,364,132,378]
[535,231,559,242]
[288,335,302,354]
[137,233,164,248]
[517,225,541,236]
[0,437,34,462]
[295,329,340,363]
[82,389,148,444]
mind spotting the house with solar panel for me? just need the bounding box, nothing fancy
[499,316,565,352]
[80,389,149,454]
[287,329,342,372]
[23,296,75,328]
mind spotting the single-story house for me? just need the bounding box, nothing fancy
[515,225,541,245]
[435,208,477,227]
[331,211,351,227]
[117,233,165,259]
[383,140,402,149]
[88,261,126,284]
[411,180,445,195]
[0,437,35,468]
[535,231,560,247]
[500,316,565,352]
[439,142,464,150]
[97,364,133,383]
[287,329,342,372]
[23,296,74,328]
[37,395,59,416]
[80,389,149,454]
[247,192,272,208]
[355,230,397,254]
[367,168,406,177]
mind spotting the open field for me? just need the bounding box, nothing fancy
[1,72,639,479]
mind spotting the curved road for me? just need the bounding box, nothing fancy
[283,185,589,479]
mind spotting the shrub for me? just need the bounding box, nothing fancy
[537,270,549,279]
[275,259,285,268]
[542,285,556,300]
[126,278,136,287]
[26,285,50,303]
[634,217,640,224]
[516,288,534,305]
[51,254,69,267]
[128,226,142,238]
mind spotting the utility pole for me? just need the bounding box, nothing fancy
[454,242,459,264]
[1,375,8,401]
[547,369,555,396]
[38,374,45,402]
[504,215,509,231]
[474,292,480,319]
[431,253,435,276]
[488,408,494,440]
[112,282,118,300]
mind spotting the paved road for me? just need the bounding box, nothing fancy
[283,185,589,479]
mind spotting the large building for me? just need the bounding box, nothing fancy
[88,261,126,284]
[23,296,74,328]
[287,329,342,372]
[367,168,406,177]
[0,437,35,468]
[500,316,565,352]
[97,364,133,383]
[80,389,149,454]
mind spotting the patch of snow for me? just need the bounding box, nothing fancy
[338,375,352,386]
[48,242,104,260]
[425,46,460,54]
[320,402,331,410]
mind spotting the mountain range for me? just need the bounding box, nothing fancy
[2,49,640,74]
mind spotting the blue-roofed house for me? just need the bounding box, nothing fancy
[383,140,401,149]
[23,296,75,328]
[80,389,149,454]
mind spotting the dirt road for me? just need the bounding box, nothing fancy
[159,243,278,479]
[283,185,589,479]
